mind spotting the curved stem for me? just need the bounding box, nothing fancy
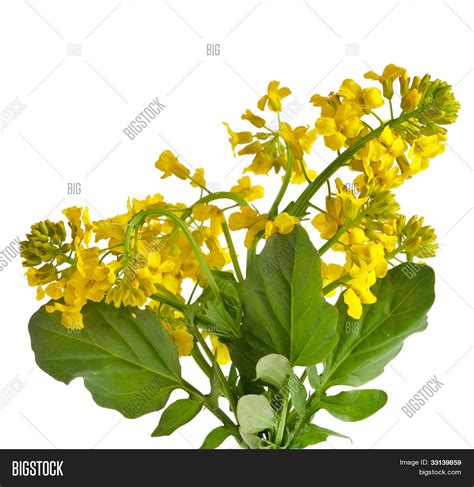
[124,209,222,301]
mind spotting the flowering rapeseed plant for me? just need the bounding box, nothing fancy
[22,64,459,448]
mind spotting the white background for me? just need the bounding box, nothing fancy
[0,0,473,449]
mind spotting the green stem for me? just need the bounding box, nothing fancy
[222,221,244,283]
[191,320,238,414]
[275,390,289,447]
[189,176,211,194]
[181,379,241,440]
[150,293,186,311]
[322,274,350,295]
[318,212,365,256]
[191,345,213,379]
[269,142,293,218]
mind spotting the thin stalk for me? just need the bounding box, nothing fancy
[318,215,361,256]
[275,390,289,447]
[181,379,241,440]
[191,320,238,414]
[222,221,244,283]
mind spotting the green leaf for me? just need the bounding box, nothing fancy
[230,226,338,374]
[323,263,435,387]
[236,394,277,434]
[318,389,387,422]
[256,354,291,389]
[289,373,307,417]
[29,301,182,418]
[291,424,350,448]
[152,398,202,437]
[307,366,321,389]
[200,426,232,449]
[240,429,261,449]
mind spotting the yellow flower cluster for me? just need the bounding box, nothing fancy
[22,63,459,359]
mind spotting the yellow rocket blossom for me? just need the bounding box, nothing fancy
[241,109,266,128]
[230,176,264,202]
[339,79,384,112]
[192,204,225,235]
[315,102,363,151]
[223,123,253,154]
[228,207,268,248]
[265,213,300,239]
[210,335,231,365]
[404,134,446,176]
[257,81,291,112]
[364,64,406,99]
[155,150,190,180]
[190,168,206,189]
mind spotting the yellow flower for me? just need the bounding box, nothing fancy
[192,204,225,235]
[190,168,206,189]
[312,197,344,240]
[45,302,84,330]
[321,261,345,296]
[315,102,362,151]
[155,150,190,180]
[257,81,291,112]
[343,263,378,319]
[244,151,273,175]
[265,213,299,239]
[364,64,406,99]
[337,192,368,219]
[350,242,388,278]
[406,134,446,175]
[223,123,253,154]
[36,286,45,300]
[62,206,92,247]
[241,109,266,128]
[401,88,421,112]
[45,281,64,300]
[162,320,194,356]
[339,79,384,112]
[228,207,268,248]
[230,176,264,202]
[136,251,178,293]
[210,335,231,365]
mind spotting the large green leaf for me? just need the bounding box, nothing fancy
[152,398,202,437]
[317,389,387,422]
[323,263,435,388]
[29,301,183,418]
[230,226,338,374]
